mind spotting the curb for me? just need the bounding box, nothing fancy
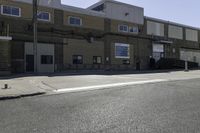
[0,92,46,101]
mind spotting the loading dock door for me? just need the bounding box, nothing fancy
[26,55,34,72]
[152,44,164,61]
[180,49,200,66]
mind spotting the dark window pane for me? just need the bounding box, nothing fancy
[120,26,123,31]
[3,6,20,16]
[73,55,83,64]
[41,55,53,64]
[124,26,128,31]
[12,7,19,16]
[119,25,128,32]
[3,6,11,14]
[70,18,75,24]
[75,19,80,25]
[92,4,104,12]
[69,17,81,25]
[38,12,50,20]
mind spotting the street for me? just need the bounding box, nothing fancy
[0,78,200,133]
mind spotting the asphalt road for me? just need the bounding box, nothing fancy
[1,79,200,133]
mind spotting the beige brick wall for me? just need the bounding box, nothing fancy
[0,40,11,71]
[63,39,104,66]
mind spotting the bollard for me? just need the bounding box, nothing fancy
[1,84,9,89]
[5,84,8,89]
[185,61,189,72]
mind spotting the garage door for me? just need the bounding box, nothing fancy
[180,49,200,66]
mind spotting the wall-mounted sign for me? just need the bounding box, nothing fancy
[153,44,164,53]
[115,43,130,59]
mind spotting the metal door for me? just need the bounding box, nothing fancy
[26,55,34,72]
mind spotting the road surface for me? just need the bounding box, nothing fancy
[0,78,200,133]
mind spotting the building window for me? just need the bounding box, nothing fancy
[38,11,50,21]
[1,5,21,17]
[68,16,82,26]
[129,26,139,34]
[73,55,83,64]
[92,4,104,12]
[41,55,53,64]
[118,25,128,32]
[93,56,102,64]
[115,43,130,59]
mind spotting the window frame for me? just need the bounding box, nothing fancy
[37,11,51,22]
[1,5,21,17]
[68,16,82,26]
[92,4,104,12]
[41,55,53,65]
[73,55,83,64]
[118,25,129,33]
[129,26,139,34]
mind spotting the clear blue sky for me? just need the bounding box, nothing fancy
[61,0,200,28]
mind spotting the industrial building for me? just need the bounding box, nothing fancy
[0,0,200,75]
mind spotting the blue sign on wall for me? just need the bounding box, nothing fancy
[115,43,130,58]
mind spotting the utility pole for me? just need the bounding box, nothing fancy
[33,0,38,73]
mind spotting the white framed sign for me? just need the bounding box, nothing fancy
[153,44,164,53]
[115,43,130,59]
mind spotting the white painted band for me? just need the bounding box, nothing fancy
[54,79,168,93]
[0,36,12,41]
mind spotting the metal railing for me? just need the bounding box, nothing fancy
[62,64,136,71]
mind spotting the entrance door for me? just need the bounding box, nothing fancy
[153,44,164,62]
[26,55,34,72]
[153,52,164,62]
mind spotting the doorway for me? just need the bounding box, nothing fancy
[26,55,34,72]
[153,52,164,62]
[152,44,164,62]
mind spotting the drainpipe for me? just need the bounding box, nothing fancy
[185,60,189,72]
[6,24,9,36]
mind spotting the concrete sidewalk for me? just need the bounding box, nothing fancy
[1,70,200,100]
[0,76,47,100]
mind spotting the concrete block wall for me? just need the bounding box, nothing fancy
[0,40,11,75]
